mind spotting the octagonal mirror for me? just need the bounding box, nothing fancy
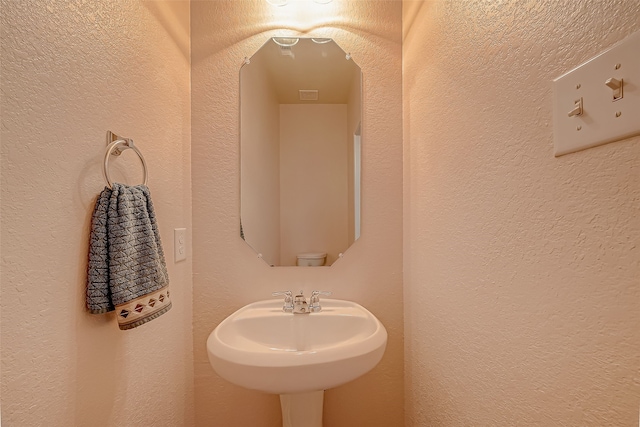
[240,37,362,267]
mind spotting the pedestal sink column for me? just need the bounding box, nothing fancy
[279,391,324,427]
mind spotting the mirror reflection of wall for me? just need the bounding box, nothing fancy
[240,38,362,267]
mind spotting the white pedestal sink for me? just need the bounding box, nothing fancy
[206,298,387,426]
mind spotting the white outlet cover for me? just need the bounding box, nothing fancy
[553,30,640,156]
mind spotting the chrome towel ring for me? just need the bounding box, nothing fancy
[103,139,148,189]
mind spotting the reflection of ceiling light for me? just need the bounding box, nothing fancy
[311,38,332,44]
[272,37,299,47]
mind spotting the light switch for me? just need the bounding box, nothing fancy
[553,30,640,156]
[174,228,187,262]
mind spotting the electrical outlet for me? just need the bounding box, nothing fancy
[174,228,186,262]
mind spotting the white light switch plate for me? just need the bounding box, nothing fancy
[174,228,186,262]
[553,30,640,156]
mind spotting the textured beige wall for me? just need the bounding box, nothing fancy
[192,1,403,425]
[1,1,193,426]
[280,104,348,266]
[403,1,640,426]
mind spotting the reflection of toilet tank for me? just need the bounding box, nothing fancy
[296,252,327,267]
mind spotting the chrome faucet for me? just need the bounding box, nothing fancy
[271,291,293,312]
[309,290,331,312]
[272,290,331,314]
[292,291,309,314]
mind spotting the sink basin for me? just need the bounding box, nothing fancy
[207,298,387,394]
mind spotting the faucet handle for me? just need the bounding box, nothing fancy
[272,290,292,297]
[311,290,331,298]
[272,291,293,312]
[309,290,332,312]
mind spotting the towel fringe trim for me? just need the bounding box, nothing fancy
[119,302,172,330]
[114,286,172,330]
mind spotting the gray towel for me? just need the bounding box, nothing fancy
[87,183,171,330]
